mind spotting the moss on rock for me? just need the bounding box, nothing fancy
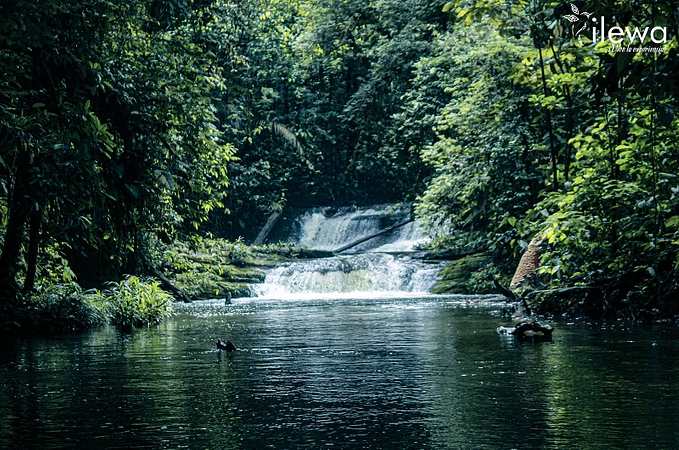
[432,253,496,294]
[156,238,330,301]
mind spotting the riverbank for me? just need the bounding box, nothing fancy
[525,281,679,323]
[0,237,335,336]
[424,246,679,323]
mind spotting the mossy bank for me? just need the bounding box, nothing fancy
[155,237,333,301]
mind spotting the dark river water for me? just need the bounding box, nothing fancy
[1,295,678,449]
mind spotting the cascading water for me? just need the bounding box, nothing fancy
[253,204,443,298]
[290,204,427,253]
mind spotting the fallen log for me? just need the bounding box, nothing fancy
[253,211,282,246]
[524,286,601,298]
[494,278,531,316]
[333,218,414,254]
[148,265,192,303]
[494,278,517,302]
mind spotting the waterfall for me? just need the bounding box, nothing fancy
[253,204,442,298]
[291,204,427,253]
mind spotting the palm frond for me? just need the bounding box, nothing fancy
[267,121,305,158]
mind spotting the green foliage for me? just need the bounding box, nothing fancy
[0,0,233,292]
[530,108,679,304]
[465,0,679,312]
[413,0,679,311]
[205,0,449,240]
[8,283,108,335]
[103,276,174,329]
[2,275,176,335]
[412,21,542,257]
[31,283,107,332]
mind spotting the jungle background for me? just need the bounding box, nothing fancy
[1,0,678,332]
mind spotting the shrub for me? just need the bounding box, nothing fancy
[21,282,107,334]
[103,275,174,330]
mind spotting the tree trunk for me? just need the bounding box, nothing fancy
[538,46,558,191]
[148,265,192,303]
[0,206,28,293]
[333,218,414,253]
[22,206,42,293]
[0,150,32,294]
[253,211,282,246]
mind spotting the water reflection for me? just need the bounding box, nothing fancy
[1,297,678,449]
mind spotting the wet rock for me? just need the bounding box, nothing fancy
[217,339,237,351]
[498,321,554,340]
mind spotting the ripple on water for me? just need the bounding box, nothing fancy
[1,297,678,449]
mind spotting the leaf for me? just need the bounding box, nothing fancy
[154,169,175,189]
[657,105,674,128]
[570,3,579,15]
[267,121,306,158]
[563,15,579,23]
[666,216,679,230]
[114,162,124,178]
[125,184,140,198]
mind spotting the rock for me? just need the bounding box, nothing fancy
[217,339,237,351]
[497,321,554,340]
[431,252,493,294]
[297,248,335,259]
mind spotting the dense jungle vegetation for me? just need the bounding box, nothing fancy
[1,0,678,333]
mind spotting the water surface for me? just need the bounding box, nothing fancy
[1,296,678,449]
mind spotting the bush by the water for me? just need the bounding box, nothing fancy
[4,282,108,334]
[1,277,174,336]
[103,276,174,330]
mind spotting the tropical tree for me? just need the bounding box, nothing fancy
[0,0,233,296]
[445,0,679,313]
[411,22,542,258]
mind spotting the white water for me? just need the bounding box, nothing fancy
[254,205,442,298]
[293,204,428,253]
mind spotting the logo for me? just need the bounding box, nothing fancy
[561,3,667,53]
[562,3,594,45]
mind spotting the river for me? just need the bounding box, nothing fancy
[1,296,678,449]
[1,206,678,448]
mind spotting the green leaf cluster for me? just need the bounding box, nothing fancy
[410,21,543,264]
[103,275,174,330]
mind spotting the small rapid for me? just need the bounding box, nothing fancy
[253,253,442,298]
[254,204,443,298]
